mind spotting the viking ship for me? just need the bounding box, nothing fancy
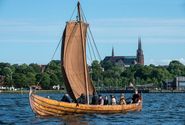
[29,1,142,116]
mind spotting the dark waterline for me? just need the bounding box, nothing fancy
[0,93,185,125]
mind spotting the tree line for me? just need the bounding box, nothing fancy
[0,60,185,89]
[91,60,185,89]
[0,60,63,89]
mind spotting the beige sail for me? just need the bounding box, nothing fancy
[61,21,95,101]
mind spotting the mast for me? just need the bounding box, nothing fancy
[77,1,90,104]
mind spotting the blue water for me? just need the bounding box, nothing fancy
[0,93,185,125]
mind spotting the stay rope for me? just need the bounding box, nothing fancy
[80,5,102,61]
[37,36,62,86]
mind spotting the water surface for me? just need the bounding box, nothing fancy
[0,93,184,125]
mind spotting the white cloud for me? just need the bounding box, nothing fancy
[179,58,185,64]
[0,20,63,33]
[1,18,185,44]
[146,58,185,65]
[0,19,64,43]
[91,18,185,27]
[89,18,185,43]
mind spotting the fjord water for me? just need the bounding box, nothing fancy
[0,93,184,125]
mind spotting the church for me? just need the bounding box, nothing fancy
[103,38,144,67]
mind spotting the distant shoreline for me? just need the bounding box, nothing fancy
[0,89,185,94]
[0,90,65,94]
[98,89,185,93]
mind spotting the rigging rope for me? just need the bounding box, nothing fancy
[37,2,102,87]
[81,6,102,61]
[37,36,62,85]
[37,4,80,86]
[87,36,93,62]
[69,6,77,21]
[87,33,96,60]
[88,28,102,61]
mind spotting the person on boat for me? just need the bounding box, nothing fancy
[98,95,104,105]
[138,93,142,103]
[132,90,140,103]
[78,93,87,104]
[104,96,109,105]
[111,95,116,105]
[91,92,98,105]
[119,93,126,105]
[61,94,71,103]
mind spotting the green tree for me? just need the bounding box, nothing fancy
[13,73,28,88]
[91,60,103,83]
[168,60,185,76]
[50,73,60,86]
[29,63,41,73]
[39,73,51,89]
[2,67,13,86]
[26,72,36,85]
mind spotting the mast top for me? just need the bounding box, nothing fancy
[77,0,80,5]
[77,0,82,22]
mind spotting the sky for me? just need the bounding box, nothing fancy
[0,0,185,65]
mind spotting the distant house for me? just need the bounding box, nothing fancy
[31,85,42,90]
[102,37,144,67]
[163,79,175,90]
[163,76,185,90]
[53,84,60,90]
[175,76,185,90]
[0,75,5,87]
[136,83,157,90]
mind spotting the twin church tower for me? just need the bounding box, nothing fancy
[103,37,144,66]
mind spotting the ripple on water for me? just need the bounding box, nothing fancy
[0,93,185,125]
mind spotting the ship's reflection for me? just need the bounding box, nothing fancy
[36,114,89,125]
[61,114,88,125]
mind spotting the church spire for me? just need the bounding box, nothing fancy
[138,37,142,50]
[137,37,144,65]
[112,46,114,57]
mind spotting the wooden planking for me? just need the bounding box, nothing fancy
[30,93,142,116]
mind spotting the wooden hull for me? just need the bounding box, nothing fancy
[29,90,142,116]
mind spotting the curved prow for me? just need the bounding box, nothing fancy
[29,86,36,115]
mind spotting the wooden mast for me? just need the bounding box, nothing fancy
[77,1,90,104]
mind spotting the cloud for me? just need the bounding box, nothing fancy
[89,18,185,43]
[179,58,185,64]
[91,18,185,27]
[1,18,185,44]
[146,58,185,65]
[0,19,64,43]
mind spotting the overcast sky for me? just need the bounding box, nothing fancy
[0,0,185,65]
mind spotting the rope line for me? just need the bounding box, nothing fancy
[37,35,62,85]
[87,36,93,62]
[88,27,102,61]
[69,6,77,21]
[81,6,102,61]
[87,33,96,60]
